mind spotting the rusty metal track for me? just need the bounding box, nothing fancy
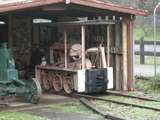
[72,93,160,112]
[80,98,127,120]
[106,90,160,102]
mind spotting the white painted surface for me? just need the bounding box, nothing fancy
[107,67,113,89]
[0,0,32,4]
[77,70,86,92]
[65,0,70,4]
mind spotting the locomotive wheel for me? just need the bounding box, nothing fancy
[52,73,63,92]
[63,76,74,94]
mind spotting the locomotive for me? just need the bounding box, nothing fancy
[35,20,113,94]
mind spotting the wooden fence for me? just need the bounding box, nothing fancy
[135,37,160,64]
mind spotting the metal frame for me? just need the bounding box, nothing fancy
[60,20,116,70]
[153,3,160,80]
[44,20,116,27]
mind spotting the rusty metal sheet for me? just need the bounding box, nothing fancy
[70,0,148,16]
[0,0,63,13]
[0,0,148,16]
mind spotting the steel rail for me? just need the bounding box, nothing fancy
[73,93,160,112]
[106,91,160,102]
[80,97,127,120]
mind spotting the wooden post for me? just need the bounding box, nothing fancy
[122,20,128,91]
[107,25,110,67]
[81,25,86,69]
[140,37,145,64]
[115,20,122,90]
[127,20,134,91]
[64,29,68,69]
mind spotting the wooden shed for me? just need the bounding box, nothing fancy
[0,0,148,91]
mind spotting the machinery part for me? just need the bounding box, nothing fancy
[48,72,54,89]
[85,59,92,69]
[0,43,42,104]
[52,73,63,92]
[69,44,82,61]
[26,78,42,104]
[41,71,51,91]
[63,76,74,94]
[85,69,108,93]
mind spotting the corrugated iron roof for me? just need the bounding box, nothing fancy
[71,0,148,16]
[0,0,148,16]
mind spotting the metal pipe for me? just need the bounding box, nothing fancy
[81,25,86,69]
[64,29,68,69]
[153,3,160,80]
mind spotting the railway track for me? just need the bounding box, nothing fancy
[72,93,160,111]
[106,90,160,102]
[1,91,160,120]
[62,92,160,120]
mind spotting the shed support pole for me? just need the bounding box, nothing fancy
[64,29,68,69]
[107,25,110,67]
[81,25,86,69]
[127,20,134,91]
[115,21,122,90]
[122,20,128,91]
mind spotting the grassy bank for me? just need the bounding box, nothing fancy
[0,112,48,120]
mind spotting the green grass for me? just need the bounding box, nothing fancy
[48,102,90,114]
[135,78,160,98]
[134,27,146,40]
[0,112,48,120]
[46,78,160,120]
[135,55,160,65]
[48,102,102,119]
[92,78,160,119]
[91,78,160,119]
[93,100,160,120]
[134,26,160,41]
[101,95,160,108]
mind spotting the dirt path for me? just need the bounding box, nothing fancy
[1,94,104,120]
[23,107,101,120]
